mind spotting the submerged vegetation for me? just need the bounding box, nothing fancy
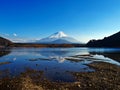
[0,62,119,90]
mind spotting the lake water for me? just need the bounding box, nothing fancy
[0,47,120,82]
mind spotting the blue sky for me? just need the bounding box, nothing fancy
[0,0,120,43]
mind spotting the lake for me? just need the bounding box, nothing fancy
[0,47,120,82]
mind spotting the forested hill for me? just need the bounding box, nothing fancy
[87,31,120,47]
[0,36,12,47]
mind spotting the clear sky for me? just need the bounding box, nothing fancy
[0,0,120,43]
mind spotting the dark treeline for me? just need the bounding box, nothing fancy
[12,43,85,48]
[86,31,120,47]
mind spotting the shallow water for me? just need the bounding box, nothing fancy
[0,47,120,82]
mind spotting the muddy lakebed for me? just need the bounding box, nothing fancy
[0,47,120,90]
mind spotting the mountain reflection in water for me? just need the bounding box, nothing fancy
[0,47,120,82]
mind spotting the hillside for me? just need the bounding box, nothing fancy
[87,31,120,47]
[0,36,12,47]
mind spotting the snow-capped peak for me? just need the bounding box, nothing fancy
[49,31,68,38]
[35,31,81,44]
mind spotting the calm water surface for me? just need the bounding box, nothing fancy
[0,47,120,82]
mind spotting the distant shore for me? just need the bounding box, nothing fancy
[8,43,86,48]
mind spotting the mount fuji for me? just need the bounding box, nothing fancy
[35,31,81,44]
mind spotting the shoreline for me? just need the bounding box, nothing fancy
[0,62,119,90]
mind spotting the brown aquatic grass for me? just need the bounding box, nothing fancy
[0,62,119,90]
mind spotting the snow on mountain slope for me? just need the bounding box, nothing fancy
[35,31,81,44]
[50,39,72,44]
[49,31,67,38]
